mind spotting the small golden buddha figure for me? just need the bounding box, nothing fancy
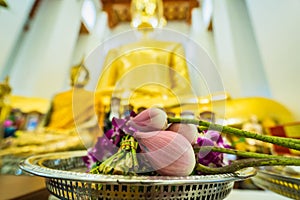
[45,60,99,131]
[0,77,12,124]
[0,77,12,139]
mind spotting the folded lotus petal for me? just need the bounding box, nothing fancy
[128,108,167,132]
[133,130,195,176]
[167,123,198,144]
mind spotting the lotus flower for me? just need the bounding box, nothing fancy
[128,108,167,132]
[133,130,195,176]
[167,123,198,144]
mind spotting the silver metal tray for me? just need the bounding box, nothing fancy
[252,166,300,200]
[20,150,256,200]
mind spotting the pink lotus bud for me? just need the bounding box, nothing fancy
[128,108,167,132]
[167,123,198,144]
[133,131,195,176]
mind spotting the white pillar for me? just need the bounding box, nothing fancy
[0,0,35,78]
[72,12,109,65]
[213,0,242,97]
[213,0,271,98]
[246,0,300,119]
[188,8,219,96]
[9,0,83,99]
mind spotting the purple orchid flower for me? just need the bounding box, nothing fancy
[82,111,138,170]
[82,135,118,170]
[196,130,231,168]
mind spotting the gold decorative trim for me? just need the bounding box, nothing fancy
[100,0,199,28]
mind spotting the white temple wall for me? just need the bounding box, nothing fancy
[0,0,35,79]
[246,0,300,119]
[6,0,83,99]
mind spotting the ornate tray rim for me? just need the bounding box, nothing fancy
[251,166,300,199]
[257,166,300,183]
[19,150,256,185]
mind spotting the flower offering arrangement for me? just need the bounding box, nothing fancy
[20,107,300,200]
[84,107,300,177]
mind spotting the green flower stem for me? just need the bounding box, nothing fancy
[196,157,300,174]
[168,117,300,151]
[195,146,294,160]
[130,136,139,170]
[198,126,208,132]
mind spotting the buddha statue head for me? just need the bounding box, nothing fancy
[130,0,166,30]
[70,59,90,88]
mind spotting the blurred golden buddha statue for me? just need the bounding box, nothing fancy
[0,76,12,126]
[45,60,99,131]
[97,39,192,98]
[96,2,192,107]
[95,0,295,129]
